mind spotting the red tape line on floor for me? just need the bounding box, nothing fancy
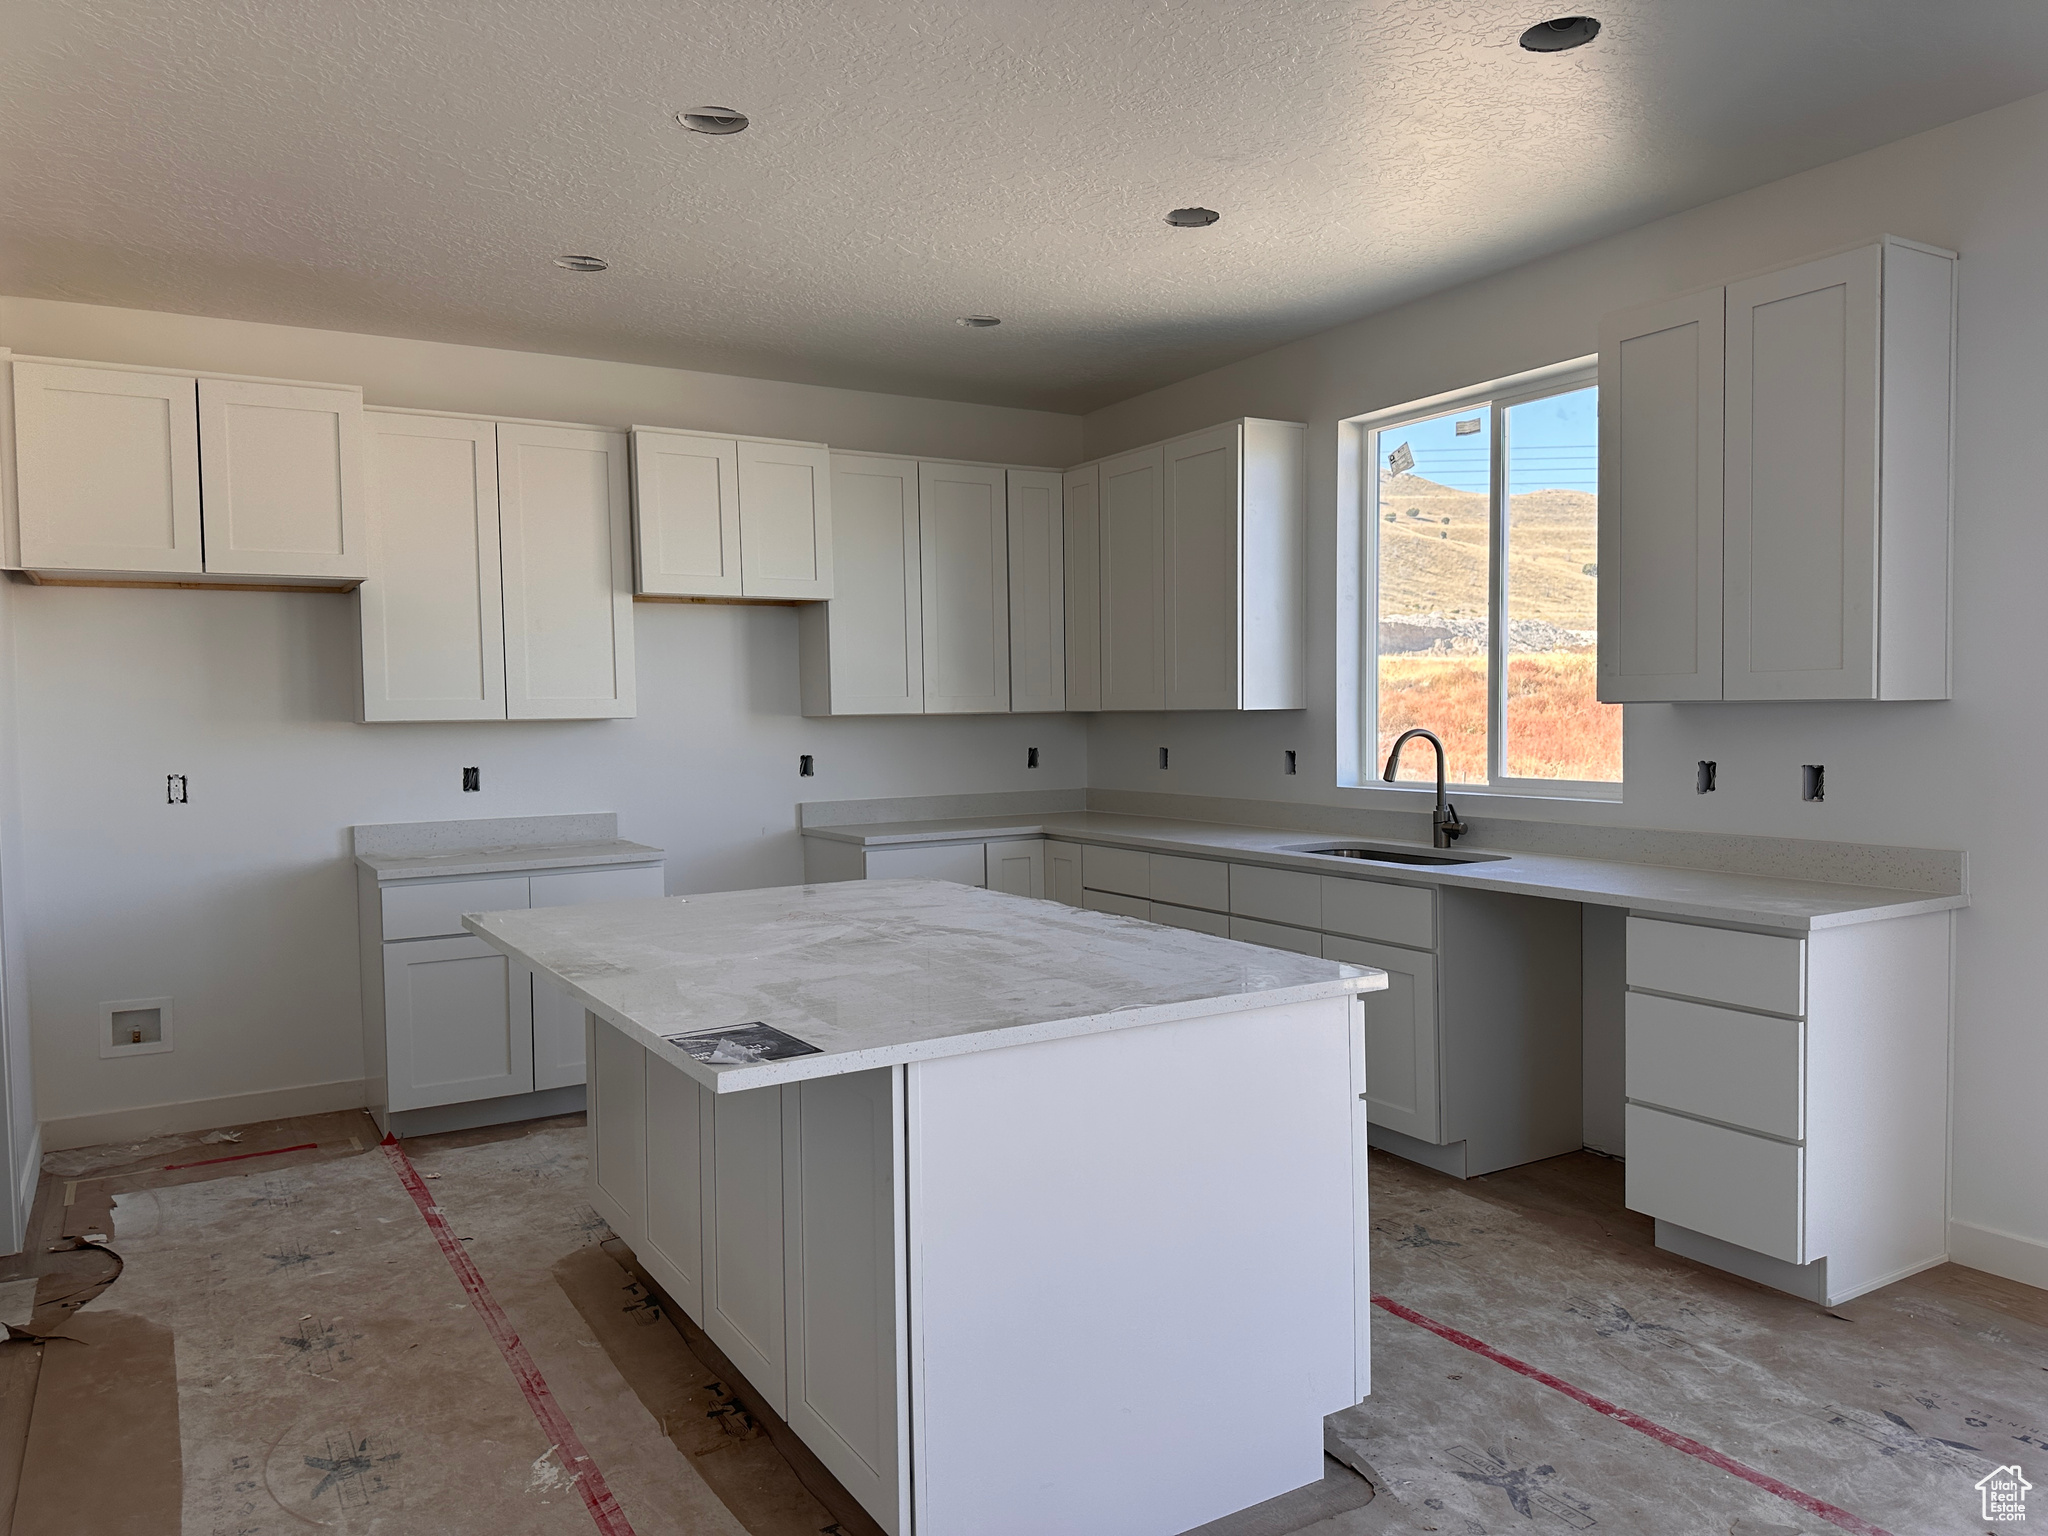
[382,1135,638,1536]
[1371,1294,1893,1536]
[164,1141,318,1170]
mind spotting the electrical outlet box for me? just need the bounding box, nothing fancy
[100,997,173,1059]
[1802,764,1826,802]
[1027,747,1040,769]
[1696,760,1716,794]
[461,767,480,792]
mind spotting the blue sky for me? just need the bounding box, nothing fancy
[1381,384,1597,496]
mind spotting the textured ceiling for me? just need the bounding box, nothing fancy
[6,1,2048,412]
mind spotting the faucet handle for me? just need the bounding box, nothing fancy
[1440,801,1468,843]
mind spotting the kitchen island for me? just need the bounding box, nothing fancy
[466,877,1385,1536]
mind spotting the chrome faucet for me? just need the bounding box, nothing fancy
[1382,728,1469,848]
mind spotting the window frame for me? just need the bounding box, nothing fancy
[1351,355,1618,801]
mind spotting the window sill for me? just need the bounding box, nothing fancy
[1335,777,1624,809]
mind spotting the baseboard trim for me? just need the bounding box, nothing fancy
[40,1078,369,1152]
[7,1121,40,1256]
[1949,1219,2048,1293]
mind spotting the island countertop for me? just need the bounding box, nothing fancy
[464,877,1384,1092]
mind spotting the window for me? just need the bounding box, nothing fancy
[1361,361,1621,793]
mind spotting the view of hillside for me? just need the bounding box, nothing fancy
[1376,468,1621,784]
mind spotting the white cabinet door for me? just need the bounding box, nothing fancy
[497,423,636,719]
[12,361,202,572]
[784,1068,908,1534]
[589,1017,646,1249]
[1724,245,1881,701]
[1597,288,1725,702]
[359,411,507,721]
[986,840,1046,899]
[865,842,987,886]
[1046,842,1083,906]
[632,428,741,596]
[383,935,535,1113]
[739,439,832,599]
[919,461,1010,713]
[1098,445,1165,710]
[527,864,666,1091]
[801,454,922,715]
[1006,469,1065,712]
[704,1085,790,1414]
[1062,464,1101,711]
[1164,424,1242,710]
[1323,934,1440,1145]
[643,1053,707,1322]
[197,377,366,579]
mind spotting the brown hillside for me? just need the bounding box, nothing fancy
[1377,474,1597,628]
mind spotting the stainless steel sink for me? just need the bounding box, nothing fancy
[1282,843,1507,867]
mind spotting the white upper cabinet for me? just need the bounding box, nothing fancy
[497,422,637,720]
[1724,239,1954,701]
[1597,289,1725,703]
[632,428,831,601]
[1099,444,1166,710]
[1006,468,1065,713]
[1062,464,1101,712]
[198,377,366,579]
[632,428,742,597]
[359,411,506,722]
[1164,419,1305,711]
[1599,237,1954,703]
[919,461,1010,713]
[739,438,833,600]
[801,454,923,716]
[9,359,366,582]
[12,360,203,573]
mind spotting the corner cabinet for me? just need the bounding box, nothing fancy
[358,410,636,722]
[1068,417,1306,713]
[630,427,833,601]
[799,454,1064,716]
[1598,237,1954,703]
[6,357,367,584]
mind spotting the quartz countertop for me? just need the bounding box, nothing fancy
[358,839,665,881]
[802,813,1965,931]
[464,878,1383,1093]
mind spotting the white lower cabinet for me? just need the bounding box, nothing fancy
[361,855,665,1133]
[383,935,534,1112]
[985,839,1046,898]
[1323,935,1440,1145]
[1047,841,1083,906]
[1621,912,1950,1305]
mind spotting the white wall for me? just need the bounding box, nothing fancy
[1079,89,2048,1284]
[0,301,1087,1144]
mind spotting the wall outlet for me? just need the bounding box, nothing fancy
[799,754,815,778]
[1802,764,1826,802]
[1027,747,1040,769]
[166,774,187,805]
[1284,750,1298,776]
[1696,760,1716,794]
[461,767,480,792]
[100,997,174,1059]
[1158,747,1170,770]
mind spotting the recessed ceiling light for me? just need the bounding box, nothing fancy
[1519,16,1600,51]
[957,316,1001,328]
[679,107,750,135]
[1165,207,1221,228]
[554,254,608,271]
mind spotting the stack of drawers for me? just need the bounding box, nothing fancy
[1624,918,1811,1265]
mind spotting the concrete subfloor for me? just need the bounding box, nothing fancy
[0,1117,2040,1535]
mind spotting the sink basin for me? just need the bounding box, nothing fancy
[1282,843,1507,867]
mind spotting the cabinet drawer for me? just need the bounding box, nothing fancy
[1320,876,1434,950]
[381,875,531,940]
[1626,993,1804,1140]
[1228,916,1321,956]
[1148,854,1228,912]
[1627,917,1805,1015]
[1230,864,1321,928]
[529,863,666,907]
[1625,1104,1805,1264]
[1082,889,1149,920]
[1081,844,1150,899]
[1149,901,1229,937]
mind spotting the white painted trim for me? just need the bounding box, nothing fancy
[1949,1219,2048,1294]
[39,1077,368,1152]
[7,1122,39,1257]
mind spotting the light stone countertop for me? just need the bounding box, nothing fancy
[801,812,1966,931]
[357,839,665,881]
[464,878,1384,1093]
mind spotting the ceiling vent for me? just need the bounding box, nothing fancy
[1165,207,1221,228]
[1519,16,1600,51]
[553,254,608,272]
[680,108,750,135]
